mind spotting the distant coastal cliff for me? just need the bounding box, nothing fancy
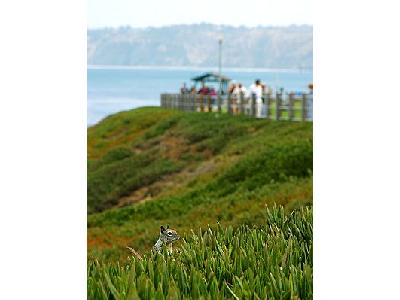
[88,24,312,69]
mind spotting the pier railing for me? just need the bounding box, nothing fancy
[160,92,313,121]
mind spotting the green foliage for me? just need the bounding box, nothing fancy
[89,147,133,172]
[88,107,179,159]
[178,113,249,153]
[142,115,180,140]
[88,206,313,299]
[88,153,183,213]
[213,141,313,195]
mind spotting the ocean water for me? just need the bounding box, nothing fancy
[88,66,312,126]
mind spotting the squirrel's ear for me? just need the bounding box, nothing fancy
[160,226,165,233]
[167,225,170,229]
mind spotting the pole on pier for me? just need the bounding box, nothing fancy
[218,38,223,94]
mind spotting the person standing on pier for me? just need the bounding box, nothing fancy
[248,79,263,118]
[180,83,189,94]
[232,83,247,115]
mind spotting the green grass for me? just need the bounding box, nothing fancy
[88,205,312,300]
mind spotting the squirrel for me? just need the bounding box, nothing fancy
[126,225,180,260]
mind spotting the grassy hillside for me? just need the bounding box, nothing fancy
[88,107,313,262]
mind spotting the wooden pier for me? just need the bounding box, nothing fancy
[160,92,313,121]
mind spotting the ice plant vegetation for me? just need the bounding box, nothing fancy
[88,206,312,299]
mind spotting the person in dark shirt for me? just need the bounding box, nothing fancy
[198,85,209,95]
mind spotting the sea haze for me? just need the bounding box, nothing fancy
[87,66,312,126]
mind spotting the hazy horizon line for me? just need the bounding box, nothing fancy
[88,22,313,31]
[88,65,312,73]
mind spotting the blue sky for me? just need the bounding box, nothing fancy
[88,0,312,28]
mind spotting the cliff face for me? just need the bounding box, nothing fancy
[88,24,312,69]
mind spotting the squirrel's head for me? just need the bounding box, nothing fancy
[159,225,180,244]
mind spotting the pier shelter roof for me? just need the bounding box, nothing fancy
[191,72,231,94]
[191,72,231,84]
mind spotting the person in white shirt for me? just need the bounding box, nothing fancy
[232,83,247,97]
[230,83,246,114]
[237,83,247,95]
[248,79,263,117]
